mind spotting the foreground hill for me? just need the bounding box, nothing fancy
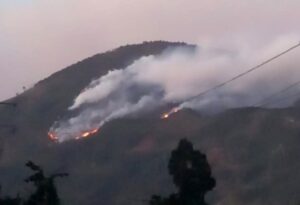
[0,41,300,205]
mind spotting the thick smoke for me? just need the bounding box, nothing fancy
[50,35,300,142]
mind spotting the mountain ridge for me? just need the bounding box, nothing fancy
[0,41,300,205]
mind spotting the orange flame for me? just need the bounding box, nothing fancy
[48,132,58,142]
[48,128,100,142]
[161,107,181,119]
[161,113,170,119]
[76,128,100,140]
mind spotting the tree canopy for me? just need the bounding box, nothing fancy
[150,139,216,205]
[0,161,68,205]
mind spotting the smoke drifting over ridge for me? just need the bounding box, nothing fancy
[50,36,300,142]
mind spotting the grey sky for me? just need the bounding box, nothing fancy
[0,0,299,100]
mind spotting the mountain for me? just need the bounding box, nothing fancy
[0,41,300,205]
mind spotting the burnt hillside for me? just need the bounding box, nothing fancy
[0,41,300,205]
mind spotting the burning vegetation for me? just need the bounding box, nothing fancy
[76,128,99,140]
[48,132,59,142]
[48,106,179,143]
[161,107,181,119]
[48,128,100,142]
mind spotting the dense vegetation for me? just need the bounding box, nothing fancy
[1,161,68,205]
[0,139,215,205]
[150,139,215,205]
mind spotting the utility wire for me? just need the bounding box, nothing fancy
[253,80,300,107]
[182,42,300,104]
[259,89,300,107]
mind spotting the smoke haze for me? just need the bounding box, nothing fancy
[1,0,300,100]
[50,35,300,142]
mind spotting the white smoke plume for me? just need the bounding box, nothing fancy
[50,35,300,142]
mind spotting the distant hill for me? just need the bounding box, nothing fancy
[0,41,300,205]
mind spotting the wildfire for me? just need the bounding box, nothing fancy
[48,132,58,142]
[48,128,100,142]
[161,107,181,119]
[161,113,170,119]
[76,128,100,140]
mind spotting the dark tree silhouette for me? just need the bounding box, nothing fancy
[0,186,21,205]
[150,139,216,205]
[0,161,68,205]
[24,161,68,205]
[0,197,21,205]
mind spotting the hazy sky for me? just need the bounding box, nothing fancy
[0,0,299,100]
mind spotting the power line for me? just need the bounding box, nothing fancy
[182,42,300,104]
[259,89,300,107]
[253,80,300,107]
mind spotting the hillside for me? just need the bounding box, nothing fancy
[0,41,300,205]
